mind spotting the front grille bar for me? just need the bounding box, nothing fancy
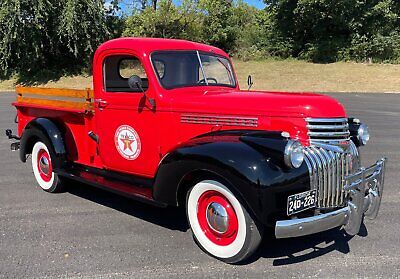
[307,131,350,138]
[306,117,350,143]
[306,124,349,130]
[304,141,359,208]
[305,118,349,123]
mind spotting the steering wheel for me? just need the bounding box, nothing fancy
[197,77,218,84]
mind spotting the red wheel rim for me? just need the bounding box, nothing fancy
[37,149,52,182]
[197,190,238,246]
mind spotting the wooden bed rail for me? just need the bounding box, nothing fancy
[15,86,94,112]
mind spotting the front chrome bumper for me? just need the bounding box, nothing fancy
[275,158,386,238]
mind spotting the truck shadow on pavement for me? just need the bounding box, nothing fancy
[66,181,190,232]
[65,180,368,266]
[248,222,368,265]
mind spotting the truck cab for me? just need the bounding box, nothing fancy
[7,38,386,263]
[93,39,252,177]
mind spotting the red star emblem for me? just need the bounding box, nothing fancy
[120,133,135,152]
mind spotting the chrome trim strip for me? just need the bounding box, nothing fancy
[196,50,208,85]
[305,117,348,123]
[310,139,351,144]
[306,124,349,130]
[307,131,350,137]
[306,117,351,142]
[181,114,258,127]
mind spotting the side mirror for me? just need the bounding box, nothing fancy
[128,75,156,110]
[128,75,143,91]
[247,75,253,91]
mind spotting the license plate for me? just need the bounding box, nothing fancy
[287,189,317,216]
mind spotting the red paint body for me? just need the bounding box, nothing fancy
[14,38,347,178]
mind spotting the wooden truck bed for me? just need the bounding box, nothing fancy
[15,86,94,112]
[14,86,99,168]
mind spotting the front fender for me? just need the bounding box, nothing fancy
[153,130,310,227]
[20,118,66,168]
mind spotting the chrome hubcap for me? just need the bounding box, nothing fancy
[39,156,50,175]
[206,202,229,233]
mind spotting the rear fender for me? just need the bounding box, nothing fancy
[19,118,66,168]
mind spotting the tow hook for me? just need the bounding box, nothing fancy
[5,129,21,151]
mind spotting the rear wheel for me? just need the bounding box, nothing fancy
[31,141,64,193]
[186,180,262,263]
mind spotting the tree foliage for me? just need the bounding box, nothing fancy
[1,0,400,78]
[0,0,116,77]
[265,0,400,62]
[124,0,400,63]
[123,0,257,54]
[123,0,201,40]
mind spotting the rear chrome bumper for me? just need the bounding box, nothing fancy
[275,158,386,238]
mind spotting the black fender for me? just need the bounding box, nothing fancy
[153,130,310,227]
[19,118,67,169]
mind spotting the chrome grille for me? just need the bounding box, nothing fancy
[306,118,350,143]
[304,141,359,208]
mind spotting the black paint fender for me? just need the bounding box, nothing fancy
[153,130,310,227]
[19,118,67,169]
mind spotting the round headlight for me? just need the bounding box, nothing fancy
[284,140,304,168]
[358,124,370,145]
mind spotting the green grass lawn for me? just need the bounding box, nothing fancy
[1,59,400,93]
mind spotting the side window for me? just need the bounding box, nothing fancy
[103,55,148,92]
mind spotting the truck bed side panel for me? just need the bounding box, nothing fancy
[16,106,101,168]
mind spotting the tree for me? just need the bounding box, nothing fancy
[123,0,202,40]
[0,0,111,77]
[198,0,236,52]
[264,0,400,62]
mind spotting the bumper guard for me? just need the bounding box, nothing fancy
[275,158,386,238]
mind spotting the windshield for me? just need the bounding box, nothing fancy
[151,51,236,89]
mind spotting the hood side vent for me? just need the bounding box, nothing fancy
[181,114,258,127]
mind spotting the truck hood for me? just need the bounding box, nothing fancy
[169,89,347,118]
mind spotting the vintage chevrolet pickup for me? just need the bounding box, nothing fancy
[6,38,386,263]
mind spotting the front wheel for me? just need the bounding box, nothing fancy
[186,180,262,263]
[31,141,65,193]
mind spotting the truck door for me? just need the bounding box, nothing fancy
[94,52,159,177]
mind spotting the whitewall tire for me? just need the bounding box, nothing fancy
[186,180,262,263]
[31,141,64,193]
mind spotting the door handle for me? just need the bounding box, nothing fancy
[95,99,108,108]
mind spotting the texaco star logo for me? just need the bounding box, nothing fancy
[114,125,141,160]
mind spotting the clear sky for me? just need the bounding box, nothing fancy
[173,0,266,9]
[114,0,266,13]
[244,0,265,9]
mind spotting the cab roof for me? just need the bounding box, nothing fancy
[95,37,229,58]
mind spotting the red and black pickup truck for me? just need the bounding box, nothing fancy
[6,38,386,263]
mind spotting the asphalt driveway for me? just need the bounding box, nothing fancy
[0,92,399,278]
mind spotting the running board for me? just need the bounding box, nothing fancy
[56,164,167,207]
